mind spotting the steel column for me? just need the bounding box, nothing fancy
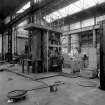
[68,35,71,53]
[2,32,4,60]
[93,27,96,48]
[46,31,49,72]
[100,21,105,90]
[27,0,34,58]
[8,27,12,61]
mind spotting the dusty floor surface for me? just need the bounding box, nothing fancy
[0,71,105,105]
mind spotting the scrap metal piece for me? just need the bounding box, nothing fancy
[7,90,27,102]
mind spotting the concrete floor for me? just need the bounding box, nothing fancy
[0,71,105,105]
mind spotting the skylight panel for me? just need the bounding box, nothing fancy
[82,0,96,9]
[58,8,68,18]
[17,2,30,14]
[44,0,105,23]
[44,16,52,23]
[97,0,105,4]
[52,12,60,20]
[72,1,83,10]
[67,3,82,15]
[4,16,10,24]
[17,20,28,27]
[34,0,42,3]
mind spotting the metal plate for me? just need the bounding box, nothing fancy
[77,80,97,87]
[7,90,27,99]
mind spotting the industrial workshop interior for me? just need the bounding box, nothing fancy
[0,0,105,105]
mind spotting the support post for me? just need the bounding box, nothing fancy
[8,27,12,62]
[2,32,4,60]
[22,59,24,73]
[28,0,34,58]
[100,21,105,90]
[93,27,96,48]
[46,31,49,72]
[14,27,17,55]
[68,34,71,53]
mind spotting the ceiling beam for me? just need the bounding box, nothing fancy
[53,2,105,26]
[6,0,77,27]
